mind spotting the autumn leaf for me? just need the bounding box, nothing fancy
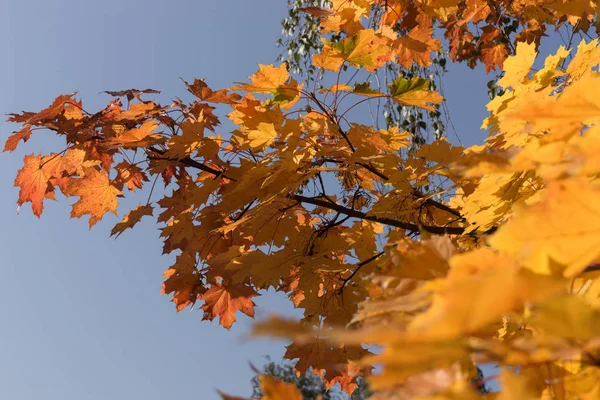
[162,251,205,311]
[489,178,600,277]
[388,76,443,110]
[481,43,509,73]
[14,154,52,217]
[64,167,122,228]
[298,6,334,17]
[110,204,153,238]
[104,120,163,148]
[244,122,279,150]
[498,41,537,89]
[184,78,241,104]
[200,283,257,329]
[114,162,148,191]
[4,126,32,152]
[231,64,289,93]
[9,94,74,125]
[103,88,160,102]
[394,26,442,68]
[314,29,390,72]
[259,375,303,400]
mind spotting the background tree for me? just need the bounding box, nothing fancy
[279,0,452,151]
[5,0,600,398]
[251,359,372,399]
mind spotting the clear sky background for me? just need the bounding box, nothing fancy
[0,1,566,399]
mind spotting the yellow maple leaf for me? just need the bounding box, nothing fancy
[246,122,279,150]
[105,120,162,148]
[490,178,600,277]
[314,29,391,72]
[388,76,444,111]
[567,38,600,80]
[498,41,537,90]
[167,118,205,158]
[407,248,563,339]
[497,370,538,400]
[231,64,289,93]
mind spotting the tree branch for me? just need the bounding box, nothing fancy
[338,251,385,293]
[147,147,235,181]
[291,194,465,235]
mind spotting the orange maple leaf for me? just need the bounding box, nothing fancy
[162,252,205,311]
[200,283,257,329]
[4,126,32,152]
[259,375,303,399]
[14,154,53,217]
[184,78,241,104]
[481,43,509,72]
[64,167,122,227]
[298,6,335,17]
[394,26,442,68]
[114,162,148,191]
[110,204,153,238]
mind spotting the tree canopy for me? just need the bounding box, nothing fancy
[6,0,600,398]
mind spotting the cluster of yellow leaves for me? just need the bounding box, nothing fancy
[6,0,600,398]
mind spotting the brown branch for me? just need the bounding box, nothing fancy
[147,147,235,181]
[309,93,357,151]
[338,251,385,293]
[583,263,600,274]
[291,194,465,235]
[145,148,463,225]
[412,190,464,219]
[309,94,465,220]
[356,161,390,181]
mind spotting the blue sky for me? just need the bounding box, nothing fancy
[0,1,568,398]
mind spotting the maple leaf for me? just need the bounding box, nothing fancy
[413,138,463,165]
[462,0,491,23]
[183,78,241,104]
[103,88,160,102]
[298,6,335,17]
[259,376,303,400]
[388,76,443,110]
[231,64,289,93]
[4,126,32,152]
[110,204,153,238]
[481,43,509,73]
[114,162,148,191]
[104,120,163,148]
[218,392,247,400]
[393,26,442,68]
[498,41,537,89]
[314,29,391,72]
[162,253,205,312]
[14,154,52,217]
[64,167,122,228]
[319,83,353,94]
[200,283,257,329]
[166,118,205,158]
[245,122,279,150]
[40,149,91,191]
[489,178,600,277]
[11,94,75,125]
